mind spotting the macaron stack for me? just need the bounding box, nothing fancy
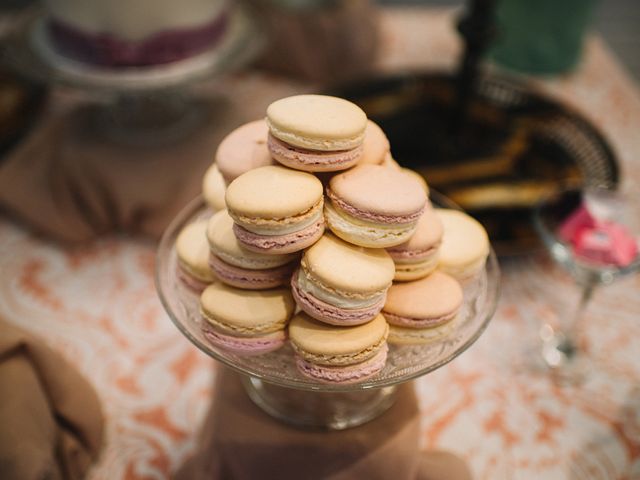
[173,94,489,384]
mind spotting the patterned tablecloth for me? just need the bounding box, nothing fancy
[1,8,640,480]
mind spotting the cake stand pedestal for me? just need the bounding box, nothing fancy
[175,367,429,480]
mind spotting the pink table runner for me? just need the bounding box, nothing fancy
[1,8,639,479]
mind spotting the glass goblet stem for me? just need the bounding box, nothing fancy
[557,278,597,359]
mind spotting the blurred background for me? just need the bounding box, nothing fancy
[382,0,639,80]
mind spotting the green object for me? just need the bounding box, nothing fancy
[489,0,597,75]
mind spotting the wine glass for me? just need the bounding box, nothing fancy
[532,185,640,382]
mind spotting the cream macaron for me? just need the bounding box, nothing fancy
[325,164,428,248]
[202,163,227,211]
[266,95,367,172]
[200,282,295,355]
[289,312,389,384]
[291,233,395,326]
[215,120,274,184]
[176,220,216,292]
[382,271,463,345]
[436,209,490,280]
[225,165,325,254]
[386,203,443,281]
[207,210,298,290]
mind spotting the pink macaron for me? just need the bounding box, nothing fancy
[325,164,428,248]
[207,210,298,290]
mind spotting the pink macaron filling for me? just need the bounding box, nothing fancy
[386,244,440,262]
[208,254,295,290]
[295,345,388,384]
[382,309,458,329]
[326,188,424,225]
[291,272,385,325]
[268,134,362,171]
[202,325,286,356]
[233,219,325,254]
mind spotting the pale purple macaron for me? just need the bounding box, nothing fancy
[200,283,295,356]
[289,312,389,384]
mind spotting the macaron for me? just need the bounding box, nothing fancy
[291,233,395,326]
[289,312,389,384]
[325,164,427,248]
[386,203,443,281]
[436,209,490,280]
[360,120,390,166]
[266,95,367,172]
[207,210,298,290]
[226,165,325,254]
[382,271,463,345]
[200,282,295,355]
[176,221,216,292]
[215,120,274,184]
[202,163,227,211]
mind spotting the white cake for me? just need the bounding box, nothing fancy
[43,0,230,66]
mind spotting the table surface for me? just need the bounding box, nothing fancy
[2,7,640,480]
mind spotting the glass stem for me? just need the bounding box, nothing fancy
[561,279,597,351]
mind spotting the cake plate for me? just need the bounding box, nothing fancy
[2,8,263,145]
[156,193,500,430]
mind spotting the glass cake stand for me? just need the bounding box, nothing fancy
[156,193,500,429]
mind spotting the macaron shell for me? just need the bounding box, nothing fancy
[215,120,273,183]
[202,326,286,355]
[360,121,390,165]
[383,271,462,320]
[329,164,427,218]
[288,312,388,358]
[202,163,227,211]
[225,165,323,220]
[302,234,395,294]
[436,209,490,272]
[387,203,443,255]
[387,319,458,345]
[200,283,295,331]
[266,95,367,151]
[207,210,297,269]
[393,254,439,281]
[176,221,215,282]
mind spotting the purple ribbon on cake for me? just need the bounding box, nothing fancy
[47,12,229,67]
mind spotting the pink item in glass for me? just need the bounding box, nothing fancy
[558,204,596,244]
[573,222,638,267]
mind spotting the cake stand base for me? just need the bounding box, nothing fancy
[242,376,397,430]
[176,367,435,480]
